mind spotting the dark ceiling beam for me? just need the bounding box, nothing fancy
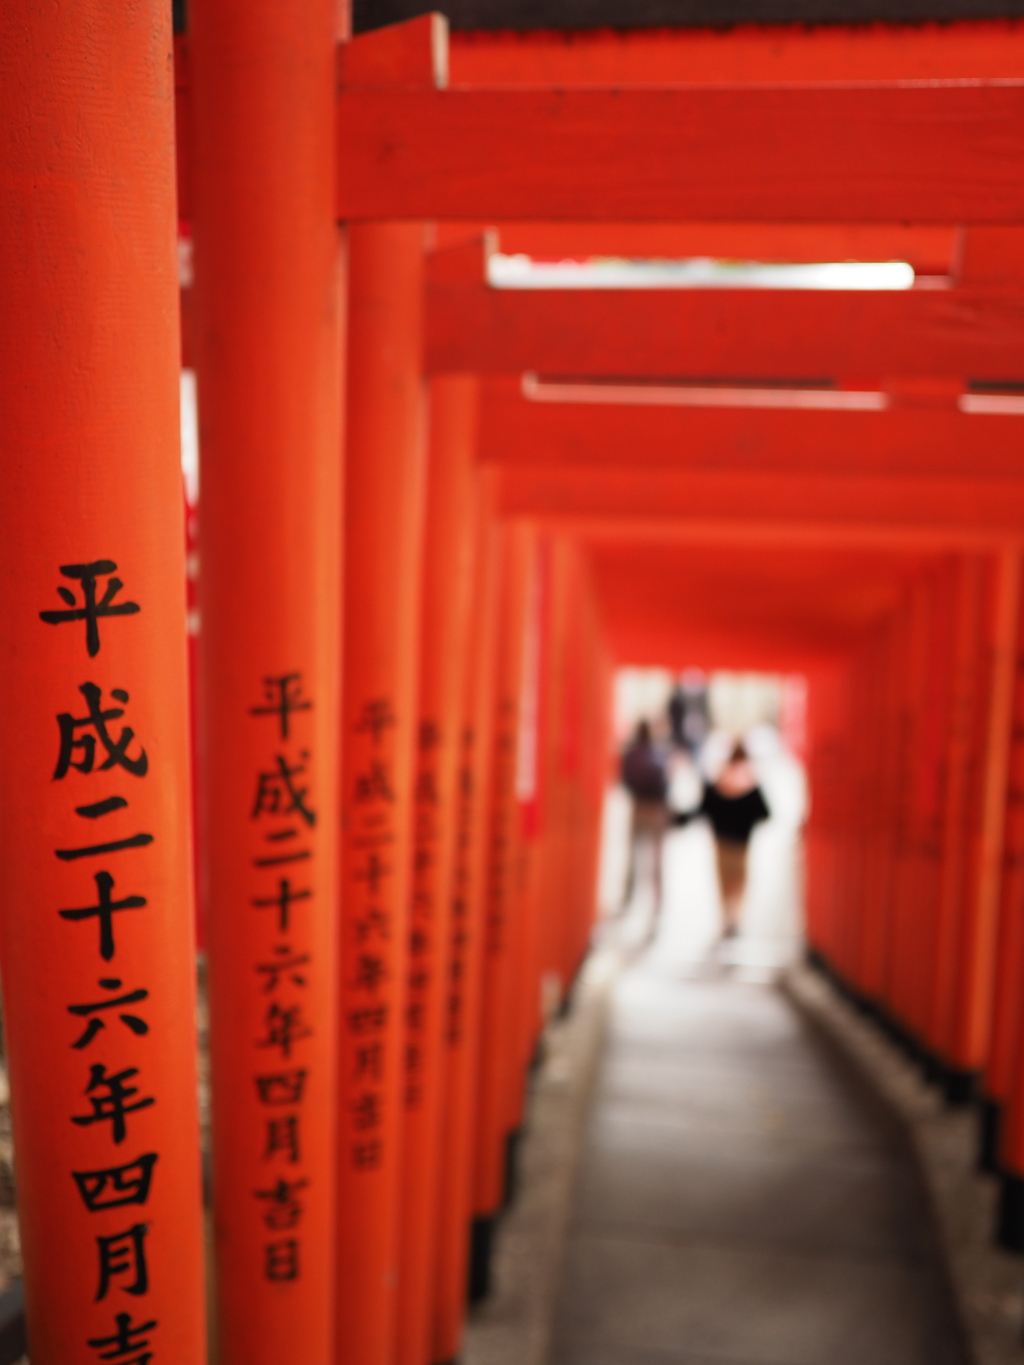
[355,1,1024,33]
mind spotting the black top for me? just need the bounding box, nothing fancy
[673,782,769,843]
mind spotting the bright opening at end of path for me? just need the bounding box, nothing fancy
[487,256,916,291]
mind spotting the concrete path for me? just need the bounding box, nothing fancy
[549,959,968,1365]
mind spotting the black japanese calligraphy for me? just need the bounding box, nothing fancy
[40,561,140,657]
[72,1065,155,1145]
[95,1223,149,1300]
[248,671,315,1275]
[354,851,391,896]
[252,878,311,932]
[257,1003,312,1059]
[251,754,316,827]
[68,978,149,1048]
[254,1177,309,1231]
[353,954,387,992]
[73,1154,158,1212]
[87,1311,157,1364]
[255,1069,308,1107]
[352,1092,382,1131]
[355,698,396,745]
[42,560,162,1337]
[255,947,310,993]
[354,1040,384,1083]
[76,796,129,819]
[348,1005,388,1034]
[353,759,395,804]
[55,683,148,779]
[59,871,146,961]
[55,832,153,863]
[265,1116,300,1164]
[250,674,312,741]
[352,1140,382,1170]
[265,1238,300,1282]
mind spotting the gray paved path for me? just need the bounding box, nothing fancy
[550,961,968,1365]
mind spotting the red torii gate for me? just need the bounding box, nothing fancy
[6,6,1024,1365]
[335,19,1024,222]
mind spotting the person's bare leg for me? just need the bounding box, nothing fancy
[716,841,747,939]
[647,825,665,941]
[722,890,742,938]
[619,805,639,914]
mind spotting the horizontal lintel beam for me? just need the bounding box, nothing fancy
[495,465,1024,533]
[531,515,1019,552]
[477,381,1024,480]
[337,85,1024,223]
[427,277,1024,381]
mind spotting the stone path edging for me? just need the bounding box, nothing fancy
[463,946,617,1365]
[783,963,1024,1365]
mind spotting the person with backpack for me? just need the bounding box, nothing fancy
[620,719,670,916]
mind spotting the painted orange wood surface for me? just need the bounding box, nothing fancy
[0,0,207,1358]
[449,20,1024,85]
[433,476,503,1365]
[983,592,1024,1112]
[337,85,1024,223]
[464,222,958,275]
[190,0,344,1356]
[925,559,989,1064]
[397,376,479,1365]
[949,553,1021,1073]
[426,272,1024,382]
[495,466,1024,536]
[337,222,428,1365]
[473,525,535,1221]
[586,543,933,670]
[476,381,1024,481]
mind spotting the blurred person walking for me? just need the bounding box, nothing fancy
[667,671,710,754]
[620,719,669,917]
[677,740,769,938]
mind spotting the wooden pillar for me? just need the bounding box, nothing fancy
[397,375,479,1365]
[433,476,503,1365]
[337,221,427,1365]
[947,550,1020,1093]
[885,583,930,1033]
[803,663,851,969]
[469,522,534,1301]
[903,564,956,1049]
[858,617,899,1003]
[839,635,878,990]
[541,540,581,1007]
[504,535,550,1186]
[927,554,987,1089]
[190,0,344,1358]
[980,588,1024,1173]
[0,0,207,1357]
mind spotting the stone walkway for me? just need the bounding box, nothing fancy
[549,958,969,1365]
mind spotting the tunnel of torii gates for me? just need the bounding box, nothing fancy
[8,4,1024,1364]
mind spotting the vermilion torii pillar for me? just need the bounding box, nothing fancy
[338,222,428,1365]
[470,522,535,1298]
[433,473,502,1365]
[980,591,1024,1174]
[0,1,207,1360]
[946,550,1020,1096]
[398,375,479,1365]
[190,0,344,1358]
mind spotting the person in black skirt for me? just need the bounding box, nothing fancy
[675,740,769,939]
